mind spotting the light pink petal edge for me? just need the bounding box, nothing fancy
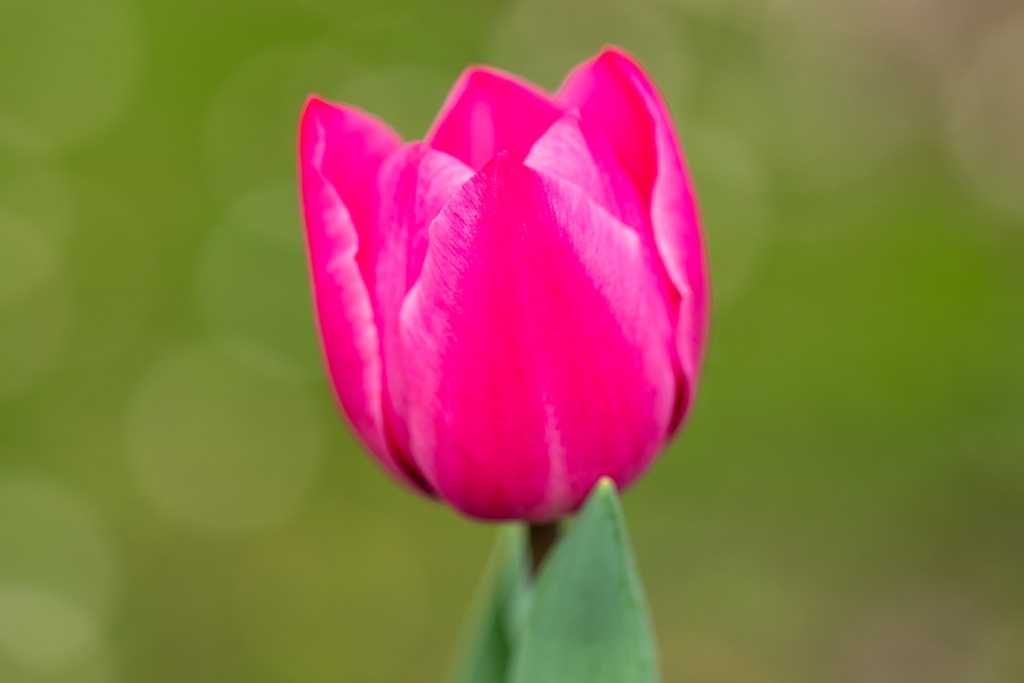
[298,96,431,493]
[374,142,474,468]
[557,48,710,415]
[524,109,647,234]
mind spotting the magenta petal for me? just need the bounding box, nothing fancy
[300,96,402,291]
[525,110,647,235]
[398,155,676,521]
[426,67,561,171]
[556,48,709,410]
[375,143,473,462]
[298,96,429,493]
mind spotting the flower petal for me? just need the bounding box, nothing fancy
[375,143,474,464]
[300,96,402,291]
[298,96,430,493]
[556,48,709,413]
[398,154,676,521]
[525,109,647,236]
[426,67,561,171]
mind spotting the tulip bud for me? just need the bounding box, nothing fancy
[298,47,708,521]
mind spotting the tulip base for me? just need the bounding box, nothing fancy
[449,478,659,683]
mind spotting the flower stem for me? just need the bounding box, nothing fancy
[528,520,560,576]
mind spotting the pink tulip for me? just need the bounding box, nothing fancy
[298,47,708,522]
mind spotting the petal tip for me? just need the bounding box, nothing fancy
[299,93,334,130]
[302,92,328,111]
[426,65,552,134]
[298,94,337,164]
[453,64,553,100]
[596,44,631,61]
[595,46,651,82]
[425,66,559,167]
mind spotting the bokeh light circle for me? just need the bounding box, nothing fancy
[196,183,320,381]
[203,47,303,202]
[752,7,921,191]
[946,15,1024,220]
[0,268,73,400]
[0,648,116,683]
[124,344,322,535]
[0,161,75,398]
[0,0,141,150]
[0,477,117,676]
[204,44,361,203]
[0,587,101,671]
[0,162,75,241]
[0,213,59,310]
[233,507,428,682]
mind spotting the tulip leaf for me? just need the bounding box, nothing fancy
[448,525,528,683]
[508,479,659,683]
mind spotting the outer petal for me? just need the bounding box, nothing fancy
[398,154,676,521]
[298,96,428,492]
[426,67,561,171]
[375,143,474,466]
[556,48,709,415]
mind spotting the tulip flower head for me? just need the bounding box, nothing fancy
[298,48,708,522]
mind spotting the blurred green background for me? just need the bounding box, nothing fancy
[1,0,1023,681]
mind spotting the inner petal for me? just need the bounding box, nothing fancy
[375,143,474,464]
[426,67,561,170]
[524,110,647,235]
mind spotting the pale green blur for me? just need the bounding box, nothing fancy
[1,0,1023,681]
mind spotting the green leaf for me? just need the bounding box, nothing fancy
[447,525,528,683]
[508,478,659,683]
